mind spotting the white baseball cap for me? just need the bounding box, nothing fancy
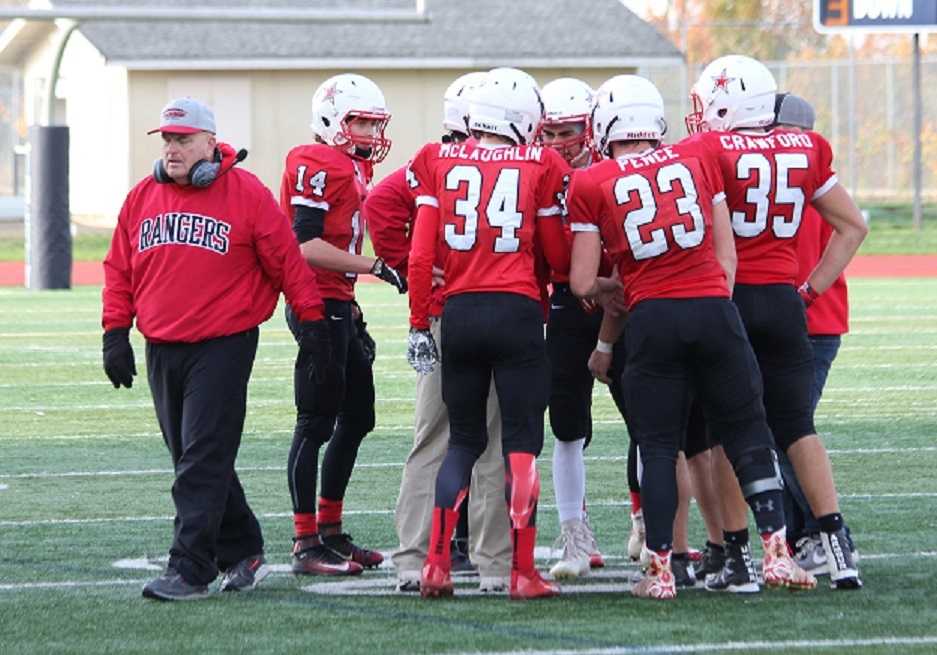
[148,97,216,135]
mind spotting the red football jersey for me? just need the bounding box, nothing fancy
[406,141,571,328]
[280,144,372,301]
[362,165,445,317]
[796,204,848,336]
[689,128,838,286]
[567,142,730,311]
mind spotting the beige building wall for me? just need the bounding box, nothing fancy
[59,32,129,224]
[126,66,633,199]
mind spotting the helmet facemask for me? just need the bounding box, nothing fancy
[338,111,392,163]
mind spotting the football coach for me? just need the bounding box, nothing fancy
[102,98,332,601]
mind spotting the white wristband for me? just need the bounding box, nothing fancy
[595,339,614,354]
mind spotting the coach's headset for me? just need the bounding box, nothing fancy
[152,147,248,187]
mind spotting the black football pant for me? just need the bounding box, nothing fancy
[146,328,263,586]
[286,299,375,515]
[622,298,774,551]
[435,293,548,508]
[546,283,602,445]
[732,284,816,450]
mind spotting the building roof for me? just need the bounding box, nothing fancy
[45,0,681,69]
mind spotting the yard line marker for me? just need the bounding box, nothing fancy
[4,446,936,480]
[455,637,937,655]
[2,494,935,527]
[0,579,144,591]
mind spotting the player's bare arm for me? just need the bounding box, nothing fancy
[808,184,869,294]
[588,310,627,384]
[711,199,737,290]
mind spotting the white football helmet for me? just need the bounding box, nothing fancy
[467,67,543,145]
[539,78,595,165]
[686,55,777,134]
[443,72,488,136]
[591,75,667,157]
[310,73,392,162]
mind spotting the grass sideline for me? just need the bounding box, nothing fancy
[1,281,936,654]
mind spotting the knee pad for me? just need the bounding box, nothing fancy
[294,413,335,447]
[337,405,375,439]
[773,424,816,453]
[731,447,784,499]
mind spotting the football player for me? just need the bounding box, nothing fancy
[686,55,867,591]
[770,92,857,575]
[406,68,572,600]
[365,71,514,593]
[568,74,815,599]
[280,73,407,576]
[538,77,610,579]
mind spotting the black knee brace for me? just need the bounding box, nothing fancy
[731,447,784,499]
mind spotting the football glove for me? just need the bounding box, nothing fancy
[352,301,377,365]
[407,327,439,375]
[371,257,408,294]
[102,328,136,389]
[298,319,333,384]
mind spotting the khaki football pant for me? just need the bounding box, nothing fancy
[393,317,512,579]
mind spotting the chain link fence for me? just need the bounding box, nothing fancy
[644,56,937,204]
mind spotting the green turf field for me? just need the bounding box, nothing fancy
[1,281,936,654]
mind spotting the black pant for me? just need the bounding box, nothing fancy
[441,292,548,458]
[286,299,375,514]
[146,328,263,586]
[732,284,816,450]
[546,283,603,445]
[623,297,773,550]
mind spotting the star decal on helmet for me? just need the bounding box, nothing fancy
[711,68,736,94]
[322,82,342,105]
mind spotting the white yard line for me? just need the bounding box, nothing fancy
[457,637,937,655]
[3,446,935,480]
[1,494,934,527]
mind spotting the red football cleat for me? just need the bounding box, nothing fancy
[420,560,453,599]
[510,568,559,600]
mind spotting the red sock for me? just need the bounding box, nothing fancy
[318,497,343,527]
[293,512,317,539]
[506,452,540,529]
[630,491,642,514]
[427,507,459,565]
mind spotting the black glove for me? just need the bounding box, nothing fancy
[352,301,377,365]
[371,257,408,294]
[298,319,333,384]
[103,328,136,389]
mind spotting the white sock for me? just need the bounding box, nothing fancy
[553,438,586,524]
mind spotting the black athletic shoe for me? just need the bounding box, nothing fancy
[821,527,863,590]
[292,536,364,576]
[705,542,760,594]
[142,568,210,602]
[671,554,698,589]
[322,532,384,569]
[697,541,726,580]
[451,538,478,576]
[220,554,270,592]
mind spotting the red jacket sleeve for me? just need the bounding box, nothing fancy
[251,181,325,322]
[363,167,415,271]
[407,203,440,330]
[101,197,136,332]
